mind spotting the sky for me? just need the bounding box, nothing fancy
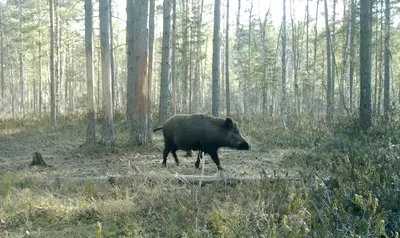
[114,0,344,29]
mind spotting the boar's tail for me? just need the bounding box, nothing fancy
[153,127,163,132]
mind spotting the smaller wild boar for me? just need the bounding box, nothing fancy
[153,114,250,170]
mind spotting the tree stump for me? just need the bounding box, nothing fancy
[30,152,49,167]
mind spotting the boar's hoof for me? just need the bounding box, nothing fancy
[238,142,250,150]
[217,165,224,171]
[162,162,167,167]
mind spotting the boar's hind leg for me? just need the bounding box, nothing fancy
[208,150,223,171]
[171,148,180,165]
[162,147,170,167]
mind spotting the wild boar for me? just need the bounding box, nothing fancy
[153,114,250,170]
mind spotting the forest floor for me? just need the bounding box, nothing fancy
[0,118,302,237]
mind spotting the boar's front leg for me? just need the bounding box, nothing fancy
[208,150,223,171]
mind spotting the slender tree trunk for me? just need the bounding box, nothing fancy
[378,1,383,115]
[281,0,287,129]
[182,0,189,113]
[331,0,336,113]
[324,0,332,127]
[235,0,244,115]
[349,0,355,112]
[11,61,14,118]
[39,36,42,117]
[212,0,221,117]
[54,0,60,115]
[306,0,309,115]
[225,0,230,116]
[49,0,56,125]
[359,0,372,128]
[159,0,171,123]
[171,0,177,114]
[339,2,350,114]
[18,0,24,115]
[109,0,115,112]
[244,1,252,116]
[383,0,390,114]
[148,0,155,120]
[85,0,96,142]
[0,6,3,99]
[99,0,115,145]
[311,0,319,118]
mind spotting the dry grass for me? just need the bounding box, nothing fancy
[0,117,300,237]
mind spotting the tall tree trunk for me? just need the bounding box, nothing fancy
[171,0,177,114]
[54,0,60,115]
[324,0,333,127]
[225,0,230,116]
[18,0,24,115]
[331,0,336,113]
[159,0,171,123]
[359,0,372,128]
[99,0,115,145]
[109,0,115,112]
[349,0,355,112]
[235,0,244,115]
[182,0,189,113]
[85,0,96,143]
[0,6,3,99]
[49,0,56,125]
[383,0,390,114]
[244,0,252,116]
[339,1,350,114]
[281,0,287,129]
[378,0,383,115]
[194,0,204,113]
[311,0,319,118]
[127,0,151,145]
[212,0,221,117]
[148,0,155,123]
[290,0,299,116]
[306,0,309,115]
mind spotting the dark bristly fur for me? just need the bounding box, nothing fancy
[153,114,250,170]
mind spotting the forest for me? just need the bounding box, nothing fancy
[1,0,400,236]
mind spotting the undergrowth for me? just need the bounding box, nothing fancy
[1,112,400,237]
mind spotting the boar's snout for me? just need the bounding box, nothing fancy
[238,141,250,150]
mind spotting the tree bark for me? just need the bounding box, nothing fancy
[18,0,24,116]
[85,0,96,143]
[225,0,230,116]
[171,0,177,115]
[359,0,372,128]
[109,0,115,112]
[383,0,390,114]
[212,0,221,117]
[281,0,287,129]
[159,0,171,123]
[99,0,115,145]
[324,0,332,127]
[49,0,56,125]
[349,0,356,112]
[0,6,3,99]
[127,0,151,145]
[311,0,319,118]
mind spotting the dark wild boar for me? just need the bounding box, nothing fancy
[153,114,250,170]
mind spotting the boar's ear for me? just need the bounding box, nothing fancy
[224,118,234,129]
